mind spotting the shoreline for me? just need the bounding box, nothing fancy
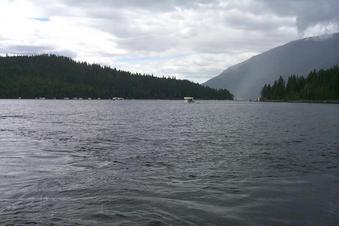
[261,99,339,104]
[0,98,234,101]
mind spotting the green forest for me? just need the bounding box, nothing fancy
[261,65,339,101]
[0,55,233,100]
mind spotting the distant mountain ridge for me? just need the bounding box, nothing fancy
[204,33,339,99]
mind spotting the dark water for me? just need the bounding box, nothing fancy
[0,100,338,226]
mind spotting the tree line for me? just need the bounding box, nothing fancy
[261,65,339,100]
[0,55,233,99]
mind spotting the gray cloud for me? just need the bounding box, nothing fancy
[60,0,339,33]
[0,0,337,83]
[0,45,52,55]
[0,45,77,58]
[259,0,339,34]
[50,49,77,58]
[62,0,219,11]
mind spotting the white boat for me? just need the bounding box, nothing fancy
[112,97,124,100]
[184,97,194,103]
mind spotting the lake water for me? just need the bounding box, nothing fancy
[0,100,338,225]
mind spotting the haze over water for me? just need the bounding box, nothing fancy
[0,100,338,225]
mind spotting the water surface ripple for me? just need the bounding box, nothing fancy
[0,100,338,225]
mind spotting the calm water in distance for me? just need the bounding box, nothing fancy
[0,100,338,225]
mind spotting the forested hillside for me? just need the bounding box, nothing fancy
[261,66,339,101]
[0,55,233,100]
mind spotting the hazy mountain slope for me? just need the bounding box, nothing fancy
[204,33,339,99]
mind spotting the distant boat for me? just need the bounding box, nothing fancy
[112,97,123,100]
[184,97,194,103]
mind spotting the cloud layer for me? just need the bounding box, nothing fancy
[0,0,338,82]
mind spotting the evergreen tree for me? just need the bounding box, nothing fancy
[260,66,339,101]
[0,55,233,100]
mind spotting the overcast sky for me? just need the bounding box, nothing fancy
[0,0,338,82]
